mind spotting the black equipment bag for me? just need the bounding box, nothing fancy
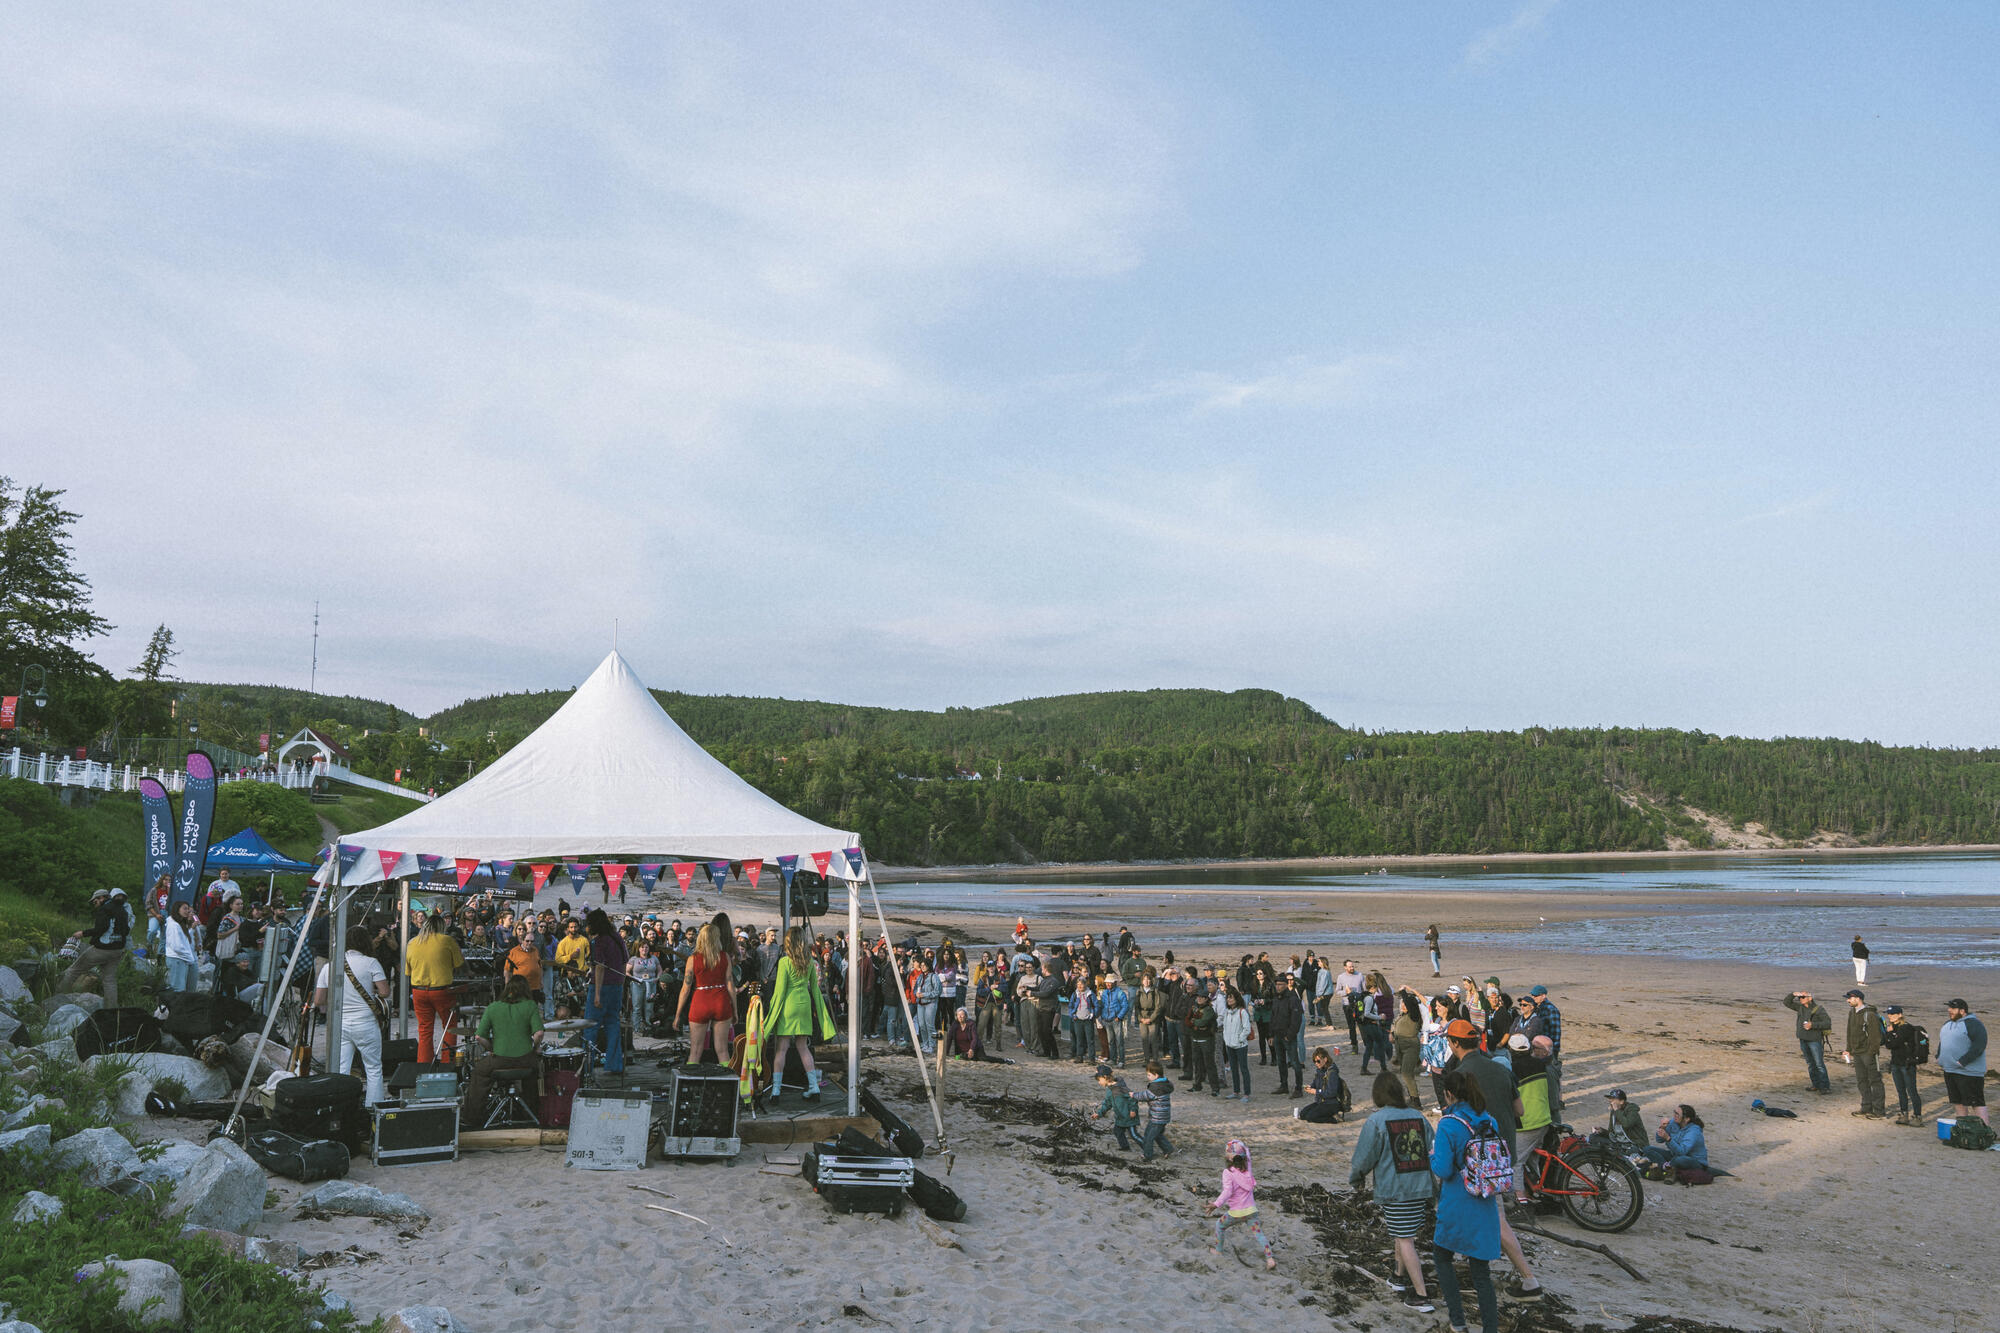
[384,1038,420,1072]
[157,992,258,1045]
[74,1007,167,1061]
[244,1128,350,1183]
[859,1085,924,1159]
[272,1073,370,1150]
[908,1167,966,1222]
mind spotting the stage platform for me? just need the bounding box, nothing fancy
[577,1057,880,1149]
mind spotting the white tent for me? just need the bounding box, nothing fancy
[323,650,860,878]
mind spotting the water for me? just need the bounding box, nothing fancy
[872,851,2000,968]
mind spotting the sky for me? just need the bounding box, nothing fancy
[4,3,1997,744]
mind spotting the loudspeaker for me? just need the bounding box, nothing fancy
[372,1100,458,1166]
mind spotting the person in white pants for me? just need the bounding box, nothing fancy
[315,925,392,1105]
[1852,934,1869,986]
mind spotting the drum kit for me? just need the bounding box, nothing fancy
[542,1017,593,1074]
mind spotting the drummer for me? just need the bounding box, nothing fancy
[464,976,547,1125]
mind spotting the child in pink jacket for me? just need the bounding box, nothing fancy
[1206,1137,1275,1269]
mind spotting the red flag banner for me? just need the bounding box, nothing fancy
[258,732,270,752]
[601,863,627,895]
[809,850,833,877]
[0,697,16,729]
[672,862,696,895]
[743,860,762,890]
[529,863,554,893]
[377,850,402,880]
[455,858,480,888]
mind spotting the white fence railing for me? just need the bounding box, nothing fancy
[1,748,431,802]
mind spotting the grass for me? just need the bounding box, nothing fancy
[314,784,423,836]
[0,889,77,962]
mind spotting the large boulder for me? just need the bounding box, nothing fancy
[0,1123,54,1156]
[86,1052,231,1117]
[297,1180,429,1223]
[132,1142,211,1190]
[0,1010,22,1043]
[0,1321,45,1333]
[31,1037,77,1067]
[10,1190,62,1224]
[385,1308,463,1333]
[167,1138,267,1235]
[50,1126,142,1187]
[41,1006,91,1039]
[42,993,105,1015]
[74,1258,183,1329]
[1,1097,57,1131]
[0,965,28,1003]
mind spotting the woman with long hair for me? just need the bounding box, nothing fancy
[1431,1068,1503,1333]
[584,908,627,1075]
[163,900,201,993]
[1348,1071,1437,1315]
[1221,985,1256,1102]
[766,926,834,1102]
[676,922,737,1065]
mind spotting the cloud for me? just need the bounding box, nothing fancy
[1121,353,1398,412]
[1463,0,1562,69]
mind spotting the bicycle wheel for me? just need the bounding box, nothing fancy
[1558,1149,1644,1233]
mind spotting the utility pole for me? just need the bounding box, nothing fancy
[310,602,320,701]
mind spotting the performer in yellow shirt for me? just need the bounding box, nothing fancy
[404,912,465,1065]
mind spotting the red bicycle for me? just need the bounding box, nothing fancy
[1517,1126,1644,1233]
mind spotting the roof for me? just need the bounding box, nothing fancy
[206,827,316,873]
[321,651,861,884]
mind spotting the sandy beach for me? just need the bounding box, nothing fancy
[144,874,1992,1333]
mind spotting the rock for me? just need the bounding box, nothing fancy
[0,1010,21,1043]
[133,1142,212,1189]
[0,1123,54,1156]
[42,992,104,1015]
[321,1291,352,1312]
[168,1138,267,1234]
[297,1180,429,1222]
[0,1321,44,1333]
[8,956,41,983]
[50,1126,142,1187]
[245,1237,301,1268]
[231,1033,292,1083]
[0,965,28,1002]
[10,1190,63,1224]
[31,1037,76,1066]
[74,1258,184,1329]
[384,1307,463,1333]
[178,1224,247,1256]
[41,1005,90,1039]
[1,1095,58,1130]
[88,1052,231,1117]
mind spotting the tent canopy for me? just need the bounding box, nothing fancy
[206,827,316,873]
[323,651,861,886]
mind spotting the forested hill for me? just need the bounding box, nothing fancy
[171,680,2000,866]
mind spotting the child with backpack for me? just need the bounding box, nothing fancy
[1206,1137,1276,1271]
[1089,1063,1140,1150]
[1431,1068,1507,1333]
[1131,1059,1176,1160]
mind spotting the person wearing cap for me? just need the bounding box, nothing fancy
[1840,989,1887,1119]
[1510,1034,1553,1204]
[59,887,133,1005]
[1938,999,1989,1127]
[1783,989,1835,1094]
[1518,985,1564,1116]
[1881,1007,1927,1125]
[1605,1088,1646,1152]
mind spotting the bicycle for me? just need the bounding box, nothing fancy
[1516,1125,1645,1233]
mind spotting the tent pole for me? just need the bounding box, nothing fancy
[863,863,946,1150]
[327,852,348,1082]
[397,880,411,1041]
[222,868,328,1139]
[846,875,860,1117]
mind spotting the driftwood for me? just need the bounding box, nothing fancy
[644,1203,734,1247]
[1512,1222,1647,1282]
[626,1184,674,1200]
[458,1128,566,1151]
[914,1214,961,1250]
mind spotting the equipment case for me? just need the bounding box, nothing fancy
[372,1099,459,1167]
[565,1088,650,1170]
[272,1073,370,1151]
[659,1064,740,1158]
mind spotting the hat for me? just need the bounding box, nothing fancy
[107,887,126,899]
[1606,1089,1628,1100]
[1946,997,1970,1010]
[1507,1033,1530,1052]
[1445,1019,1481,1041]
[1883,1005,1904,1015]
[1527,985,1548,997]
[1445,984,1461,995]
[1844,989,1865,1000]
[90,888,110,900]
[1484,977,1502,990]
[1095,1064,1114,1078]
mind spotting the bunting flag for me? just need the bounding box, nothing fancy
[809,850,833,877]
[672,862,696,895]
[743,860,763,891]
[376,850,403,880]
[490,860,516,888]
[601,863,628,896]
[564,862,591,895]
[454,857,481,889]
[336,843,367,879]
[529,863,554,893]
[636,863,664,893]
[843,847,866,876]
[705,860,729,891]
[776,854,798,888]
[417,853,443,886]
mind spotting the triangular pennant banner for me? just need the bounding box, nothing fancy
[636,863,664,892]
[706,860,729,891]
[601,863,628,895]
[376,850,403,880]
[777,854,798,888]
[455,857,480,889]
[490,860,516,888]
[843,847,865,876]
[417,853,442,886]
[743,860,763,890]
[564,862,591,895]
[809,850,833,877]
[336,844,366,878]
[672,862,696,895]
[529,863,554,893]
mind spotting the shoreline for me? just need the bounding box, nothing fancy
[870,841,2000,881]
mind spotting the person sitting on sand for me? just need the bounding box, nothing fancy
[1294,1047,1347,1123]
[1605,1088,1646,1151]
[946,1004,992,1061]
[1641,1104,1708,1173]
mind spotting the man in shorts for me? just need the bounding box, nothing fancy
[1939,998,1989,1127]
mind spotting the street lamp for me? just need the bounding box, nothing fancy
[18,665,48,710]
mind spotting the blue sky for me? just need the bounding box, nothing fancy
[4,3,1996,743]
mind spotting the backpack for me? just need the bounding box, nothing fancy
[1909,1024,1930,1066]
[1458,1115,1515,1198]
[1948,1118,1997,1152]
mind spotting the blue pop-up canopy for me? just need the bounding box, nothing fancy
[205,827,315,873]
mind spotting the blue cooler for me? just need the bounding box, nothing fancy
[1937,1117,1955,1143]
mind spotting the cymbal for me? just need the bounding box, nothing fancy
[544,1018,592,1032]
